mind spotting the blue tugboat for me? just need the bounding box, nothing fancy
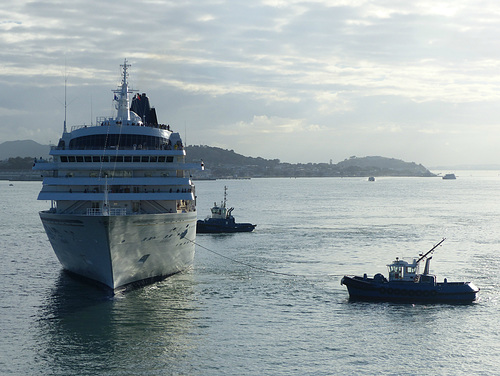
[196,186,256,234]
[341,239,479,303]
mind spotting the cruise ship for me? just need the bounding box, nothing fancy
[33,61,203,290]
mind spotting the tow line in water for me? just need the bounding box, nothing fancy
[187,238,304,277]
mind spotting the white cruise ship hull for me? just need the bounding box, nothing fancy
[40,211,197,289]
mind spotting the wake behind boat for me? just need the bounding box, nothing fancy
[341,239,479,303]
[196,186,256,233]
[33,60,204,290]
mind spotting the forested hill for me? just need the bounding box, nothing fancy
[186,146,435,178]
[186,145,280,167]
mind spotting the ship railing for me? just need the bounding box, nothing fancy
[70,121,174,132]
[50,144,183,151]
[86,208,128,216]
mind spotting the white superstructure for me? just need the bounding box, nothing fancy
[33,60,203,290]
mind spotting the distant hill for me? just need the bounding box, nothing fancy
[0,140,50,160]
[185,146,435,178]
[336,156,432,176]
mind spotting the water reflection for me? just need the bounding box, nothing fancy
[34,270,198,375]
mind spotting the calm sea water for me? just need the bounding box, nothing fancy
[1,174,500,375]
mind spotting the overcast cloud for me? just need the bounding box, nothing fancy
[1,0,500,166]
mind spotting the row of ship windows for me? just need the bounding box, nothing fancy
[59,155,177,163]
[65,187,193,194]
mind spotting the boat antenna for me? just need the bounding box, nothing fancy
[416,238,446,264]
[63,66,68,133]
[57,60,75,133]
[223,185,227,208]
[90,93,93,126]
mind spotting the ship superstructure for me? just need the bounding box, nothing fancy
[33,60,203,289]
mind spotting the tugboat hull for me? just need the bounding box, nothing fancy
[196,219,256,233]
[341,275,479,304]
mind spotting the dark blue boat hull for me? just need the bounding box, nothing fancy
[341,275,479,304]
[196,219,256,234]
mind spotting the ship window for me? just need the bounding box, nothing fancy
[68,156,76,162]
[406,266,416,274]
[92,156,100,162]
[109,156,124,163]
[60,156,68,162]
[124,156,132,162]
[84,156,92,162]
[68,134,169,150]
[150,156,157,162]
[158,156,166,162]
[133,156,141,162]
[76,156,84,162]
[141,156,149,162]
[389,266,403,273]
[166,156,173,162]
[102,156,109,163]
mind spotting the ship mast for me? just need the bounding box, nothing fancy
[113,59,133,122]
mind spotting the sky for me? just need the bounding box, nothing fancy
[1,0,500,166]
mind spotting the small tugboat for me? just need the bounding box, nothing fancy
[196,186,256,233]
[442,173,456,180]
[341,239,479,303]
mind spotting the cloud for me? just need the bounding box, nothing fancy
[1,0,500,166]
[225,115,323,135]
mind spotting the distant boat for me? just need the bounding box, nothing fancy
[442,173,456,180]
[340,238,480,304]
[368,176,375,182]
[197,186,256,233]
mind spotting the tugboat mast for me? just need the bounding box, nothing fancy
[416,238,446,264]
